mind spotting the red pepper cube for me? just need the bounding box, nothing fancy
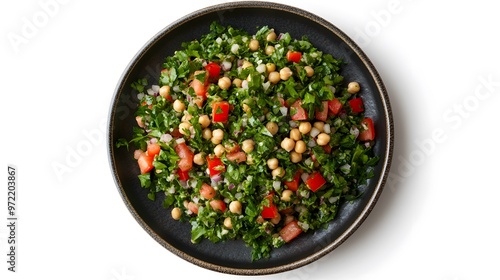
[305,172,326,192]
[212,101,230,123]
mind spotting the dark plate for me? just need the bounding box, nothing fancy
[107,1,393,275]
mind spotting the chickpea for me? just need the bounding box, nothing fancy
[212,128,224,141]
[241,139,255,153]
[279,67,293,81]
[214,144,225,157]
[290,128,301,141]
[316,133,331,146]
[266,121,279,135]
[242,60,253,69]
[304,66,314,77]
[233,78,243,88]
[193,152,205,165]
[268,71,281,84]
[224,140,239,153]
[181,113,192,122]
[266,63,276,73]
[281,190,294,202]
[178,122,192,136]
[281,137,295,152]
[298,122,312,134]
[223,217,233,229]
[173,99,185,113]
[294,140,307,154]
[290,151,302,163]
[218,76,231,90]
[171,207,182,220]
[270,213,281,225]
[229,201,242,214]
[198,115,211,128]
[242,104,251,113]
[246,153,255,165]
[265,45,275,55]
[211,136,222,145]
[313,121,325,132]
[266,30,277,41]
[249,39,260,51]
[272,167,285,179]
[347,81,360,94]
[202,128,212,140]
[159,85,171,98]
[267,158,279,170]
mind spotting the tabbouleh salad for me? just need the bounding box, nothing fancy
[117,22,379,260]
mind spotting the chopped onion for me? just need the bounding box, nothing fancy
[137,92,144,100]
[289,121,298,128]
[231,44,239,54]
[298,221,309,231]
[221,61,232,71]
[323,124,331,134]
[307,139,317,147]
[160,133,173,143]
[262,81,270,91]
[149,138,158,144]
[167,186,175,194]
[151,85,160,93]
[175,138,185,144]
[147,88,154,96]
[173,85,181,92]
[228,183,235,190]
[329,196,339,203]
[350,127,360,138]
[235,192,243,200]
[241,80,249,89]
[310,127,320,138]
[256,63,266,73]
[328,86,336,94]
[211,174,223,184]
[192,196,199,204]
[301,172,310,182]
[272,181,282,191]
[279,106,288,116]
[340,164,351,174]
[215,37,222,45]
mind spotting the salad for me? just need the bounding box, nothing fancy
[117,22,379,260]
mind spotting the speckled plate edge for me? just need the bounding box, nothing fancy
[107,1,394,275]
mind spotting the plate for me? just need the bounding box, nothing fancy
[107,1,393,275]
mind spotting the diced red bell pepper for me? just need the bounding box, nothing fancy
[315,101,329,121]
[290,99,308,120]
[212,101,230,123]
[261,194,279,219]
[206,156,225,177]
[358,117,375,141]
[284,170,301,191]
[286,50,302,63]
[305,172,326,192]
[328,98,343,116]
[177,168,189,181]
[175,142,194,172]
[204,62,221,82]
[349,97,364,113]
[279,220,303,243]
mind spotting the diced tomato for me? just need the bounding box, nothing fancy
[188,201,199,215]
[261,194,279,219]
[206,156,225,177]
[170,128,183,138]
[204,62,221,82]
[147,142,161,157]
[200,183,216,200]
[290,99,308,120]
[305,172,326,192]
[209,199,226,212]
[286,50,302,63]
[284,170,301,191]
[175,142,194,172]
[315,101,329,121]
[212,101,230,123]
[137,153,154,174]
[323,144,332,154]
[177,169,189,181]
[279,220,303,243]
[226,151,246,163]
[358,117,375,141]
[328,98,343,116]
[349,97,364,113]
[190,78,208,100]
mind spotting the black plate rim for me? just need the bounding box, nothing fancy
[107,1,394,275]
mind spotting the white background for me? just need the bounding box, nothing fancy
[1,0,499,279]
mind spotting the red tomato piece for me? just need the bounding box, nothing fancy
[290,99,308,120]
[261,194,279,219]
[328,98,343,116]
[212,101,230,123]
[190,78,208,100]
[279,220,303,243]
[284,170,301,192]
[226,151,246,163]
[188,201,199,215]
[200,183,216,200]
[206,156,225,177]
[315,101,329,121]
[137,153,154,174]
[305,172,326,192]
[175,142,194,172]
[349,97,364,113]
[147,142,161,157]
[209,199,226,212]
[286,50,302,63]
[204,62,221,82]
[177,169,189,181]
[358,117,375,141]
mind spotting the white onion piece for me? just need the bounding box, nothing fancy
[289,121,298,128]
[323,124,331,134]
[307,139,317,147]
[241,80,249,89]
[147,88,154,96]
[231,44,239,54]
[310,127,320,138]
[329,196,339,203]
[176,138,185,144]
[350,127,360,138]
[221,61,232,71]
[151,85,160,93]
[279,106,288,116]
[301,172,310,182]
[137,92,144,100]
[160,133,173,143]
[256,64,266,73]
[272,181,282,191]
[216,37,222,44]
